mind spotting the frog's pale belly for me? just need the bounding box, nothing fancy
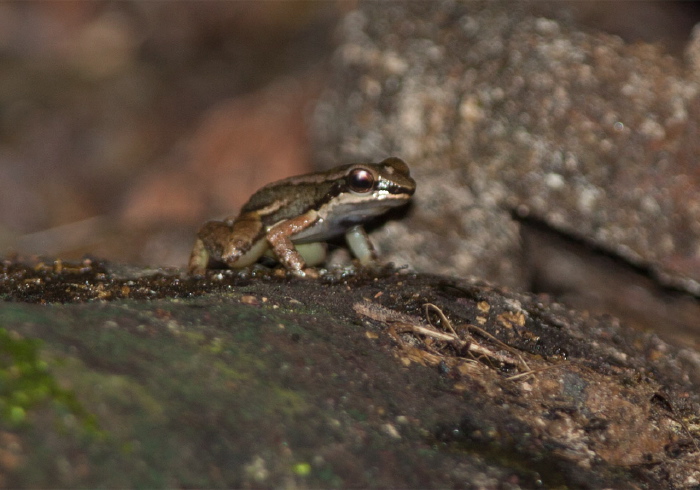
[288,200,401,244]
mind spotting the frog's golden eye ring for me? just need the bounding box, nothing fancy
[348,168,374,193]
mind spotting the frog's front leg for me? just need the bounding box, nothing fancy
[345,224,377,265]
[266,210,319,272]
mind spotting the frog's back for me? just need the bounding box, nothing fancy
[241,178,338,225]
[238,159,412,228]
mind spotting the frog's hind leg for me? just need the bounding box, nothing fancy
[188,216,268,273]
[188,237,210,274]
[189,219,234,273]
[224,236,269,268]
[219,213,269,268]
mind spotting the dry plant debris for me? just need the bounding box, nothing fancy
[354,301,563,383]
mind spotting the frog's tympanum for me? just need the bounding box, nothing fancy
[188,157,416,275]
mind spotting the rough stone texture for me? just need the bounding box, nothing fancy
[0,260,699,487]
[313,1,700,295]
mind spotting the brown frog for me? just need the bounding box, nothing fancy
[188,157,416,275]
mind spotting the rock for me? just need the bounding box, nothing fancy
[0,259,698,487]
[313,1,700,300]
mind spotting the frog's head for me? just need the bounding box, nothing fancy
[323,157,416,227]
[291,157,416,243]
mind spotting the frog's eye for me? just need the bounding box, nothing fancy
[348,168,374,193]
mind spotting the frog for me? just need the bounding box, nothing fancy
[188,157,416,275]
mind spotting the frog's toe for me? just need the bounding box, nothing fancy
[283,267,319,279]
[301,267,320,279]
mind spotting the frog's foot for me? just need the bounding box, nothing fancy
[188,238,210,275]
[301,267,320,279]
[276,266,319,279]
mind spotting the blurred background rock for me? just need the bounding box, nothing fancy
[2,1,699,269]
[0,1,341,266]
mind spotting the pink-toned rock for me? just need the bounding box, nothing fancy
[121,79,318,228]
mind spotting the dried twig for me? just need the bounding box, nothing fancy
[355,300,539,375]
[423,303,530,372]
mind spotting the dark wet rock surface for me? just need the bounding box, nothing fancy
[0,259,698,487]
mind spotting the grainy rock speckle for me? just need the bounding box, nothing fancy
[314,1,700,297]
